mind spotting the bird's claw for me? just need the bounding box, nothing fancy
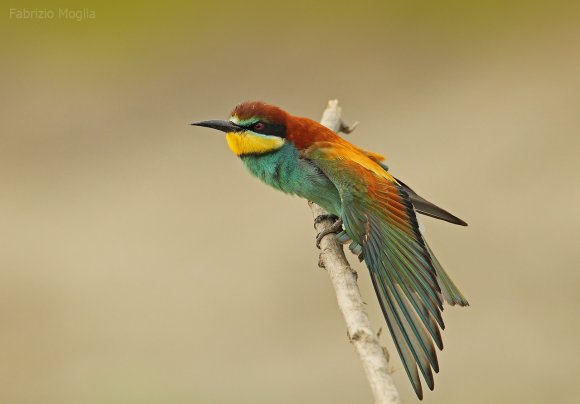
[313,214,339,228]
[316,218,344,249]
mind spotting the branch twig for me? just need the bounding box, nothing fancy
[310,100,402,404]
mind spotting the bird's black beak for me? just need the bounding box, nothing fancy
[190,120,240,133]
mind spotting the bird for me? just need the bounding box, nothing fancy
[191,101,468,399]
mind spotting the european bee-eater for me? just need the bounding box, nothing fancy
[192,101,468,399]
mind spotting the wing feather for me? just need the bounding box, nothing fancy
[304,141,467,397]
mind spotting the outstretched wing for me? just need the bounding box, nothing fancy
[353,143,468,226]
[305,141,448,399]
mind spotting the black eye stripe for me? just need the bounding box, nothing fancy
[242,121,286,138]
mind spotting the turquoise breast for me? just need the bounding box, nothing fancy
[240,143,342,216]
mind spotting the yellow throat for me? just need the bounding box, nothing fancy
[226,132,285,156]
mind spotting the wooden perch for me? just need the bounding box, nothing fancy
[311,100,402,404]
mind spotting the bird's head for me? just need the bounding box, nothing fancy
[192,101,289,157]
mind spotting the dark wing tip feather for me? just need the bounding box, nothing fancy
[418,209,468,226]
[394,176,468,226]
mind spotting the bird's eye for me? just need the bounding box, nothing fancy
[253,122,265,131]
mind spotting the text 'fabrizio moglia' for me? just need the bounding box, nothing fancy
[9,8,96,22]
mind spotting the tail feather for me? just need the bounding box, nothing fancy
[425,242,469,307]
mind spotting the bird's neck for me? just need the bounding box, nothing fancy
[285,116,340,150]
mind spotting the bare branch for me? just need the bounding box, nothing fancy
[310,100,402,404]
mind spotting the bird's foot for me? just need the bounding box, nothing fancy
[313,214,339,228]
[316,218,344,249]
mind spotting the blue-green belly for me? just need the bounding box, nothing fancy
[240,143,342,216]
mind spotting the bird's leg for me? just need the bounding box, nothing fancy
[316,217,344,249]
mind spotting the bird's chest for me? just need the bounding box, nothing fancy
[239,146,342,215]
[240,150,302,194]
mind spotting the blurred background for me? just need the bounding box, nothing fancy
[1,1,579,403]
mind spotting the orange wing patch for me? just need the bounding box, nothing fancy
[360,148,386,164]
[305,139,396,183]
